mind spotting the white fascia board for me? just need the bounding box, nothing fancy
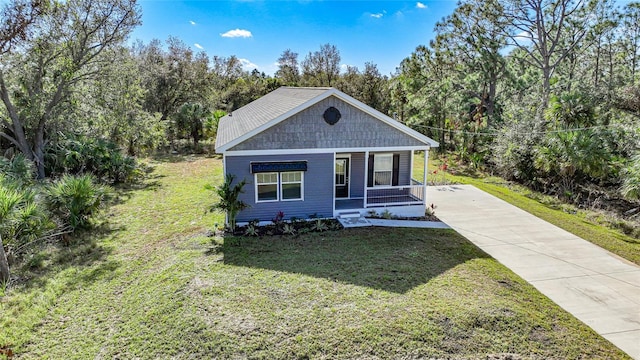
[215,90,335,153]
[224,146,431,157]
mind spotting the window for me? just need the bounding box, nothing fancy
[373,154,393,186]
[335,159,346,186]
[256,172,278,201]
[255,171,304,202]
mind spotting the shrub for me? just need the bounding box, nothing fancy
[208,174,249,231]
[0,178,53,253]
[46,175,111,231]
[46,135,142,184]
[621,154,640,201]
[0,154,35,186]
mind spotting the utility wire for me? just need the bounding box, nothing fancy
[409,123,628,137]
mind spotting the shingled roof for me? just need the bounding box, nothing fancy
[215,86,438,152]
[216,87,330,151]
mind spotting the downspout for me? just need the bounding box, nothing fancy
[222,153,228,227]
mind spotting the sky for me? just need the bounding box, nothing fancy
[129,0,460,76]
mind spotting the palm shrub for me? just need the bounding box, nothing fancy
[0,176,53,282]
[46,135,142,184]
[621,154,640,200]
[208,174,249,231]
[46,175,111,231]
[203,110,227,140]
[0,154,35,186]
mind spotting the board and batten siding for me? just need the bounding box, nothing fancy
[229,96,425,151]
[226,153,334,222]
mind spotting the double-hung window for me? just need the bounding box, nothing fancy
[373,154,393,186]
[256,171,303,202]
[256,172,279,202]
[281,171,303,200]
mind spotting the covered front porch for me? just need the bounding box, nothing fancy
[332,149,430,217]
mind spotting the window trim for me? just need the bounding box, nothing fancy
[280,171,304,202]
[255,172,279,203]
[255,171,304,203]
[373,153,393,186]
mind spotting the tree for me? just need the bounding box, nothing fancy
[0,0,46,55]
[398,45,455,150]
[621,2,640,82]
[173,103,209,147]
[85,47,165,156]
[335,62,390,113]
[500,0,592,111]
[301,43,341,86]
[135,37,210,121]
[0,0,141,178]
[433,0,509,126]
[275,49,300,85]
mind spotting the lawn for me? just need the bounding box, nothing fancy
[414,152,640,266]
[0,155,629,359]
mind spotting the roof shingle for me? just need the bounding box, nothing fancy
[216,87,331,150]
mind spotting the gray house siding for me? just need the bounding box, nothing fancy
[229,96,426,151]
[226,153,334,222]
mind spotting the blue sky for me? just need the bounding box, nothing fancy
[130,1,459,76]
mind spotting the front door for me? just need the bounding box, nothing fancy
[335,157,350,198]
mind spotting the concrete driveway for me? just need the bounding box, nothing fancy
[428,185,640,359]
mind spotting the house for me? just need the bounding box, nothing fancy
[215,87,439,224]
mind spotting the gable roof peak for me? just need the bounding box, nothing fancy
[215,86,438,152]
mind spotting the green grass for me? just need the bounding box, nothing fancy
[0,155,629,359]
[416,152,640,266]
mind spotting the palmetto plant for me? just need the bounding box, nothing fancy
[45,175,111,231]
[0,178,53,283]
[621,154,640,200]
[208,174,249,231]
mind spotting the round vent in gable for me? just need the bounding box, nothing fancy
[323,107,341,125]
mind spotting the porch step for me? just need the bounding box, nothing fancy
[337,212,372,228]
[337,211,362,218]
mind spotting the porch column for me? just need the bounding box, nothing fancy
[410,150,414,181]
[423,148,429,206]
[364,150,369,207]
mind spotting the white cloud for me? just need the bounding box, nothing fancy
[220,29,253,38]
[416,2,427,9]
[340,64,350,71]
[239,58,258,70]
[189,20,196,25]
[370,12,383,18]
[194,43,204,50]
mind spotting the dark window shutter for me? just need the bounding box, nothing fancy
[367,154,374,187]
[392,154,400,186]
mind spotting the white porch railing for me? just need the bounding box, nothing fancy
[364,179,425,208]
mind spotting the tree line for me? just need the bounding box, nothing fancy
[2,0,639,204]
[393,0,640,209]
